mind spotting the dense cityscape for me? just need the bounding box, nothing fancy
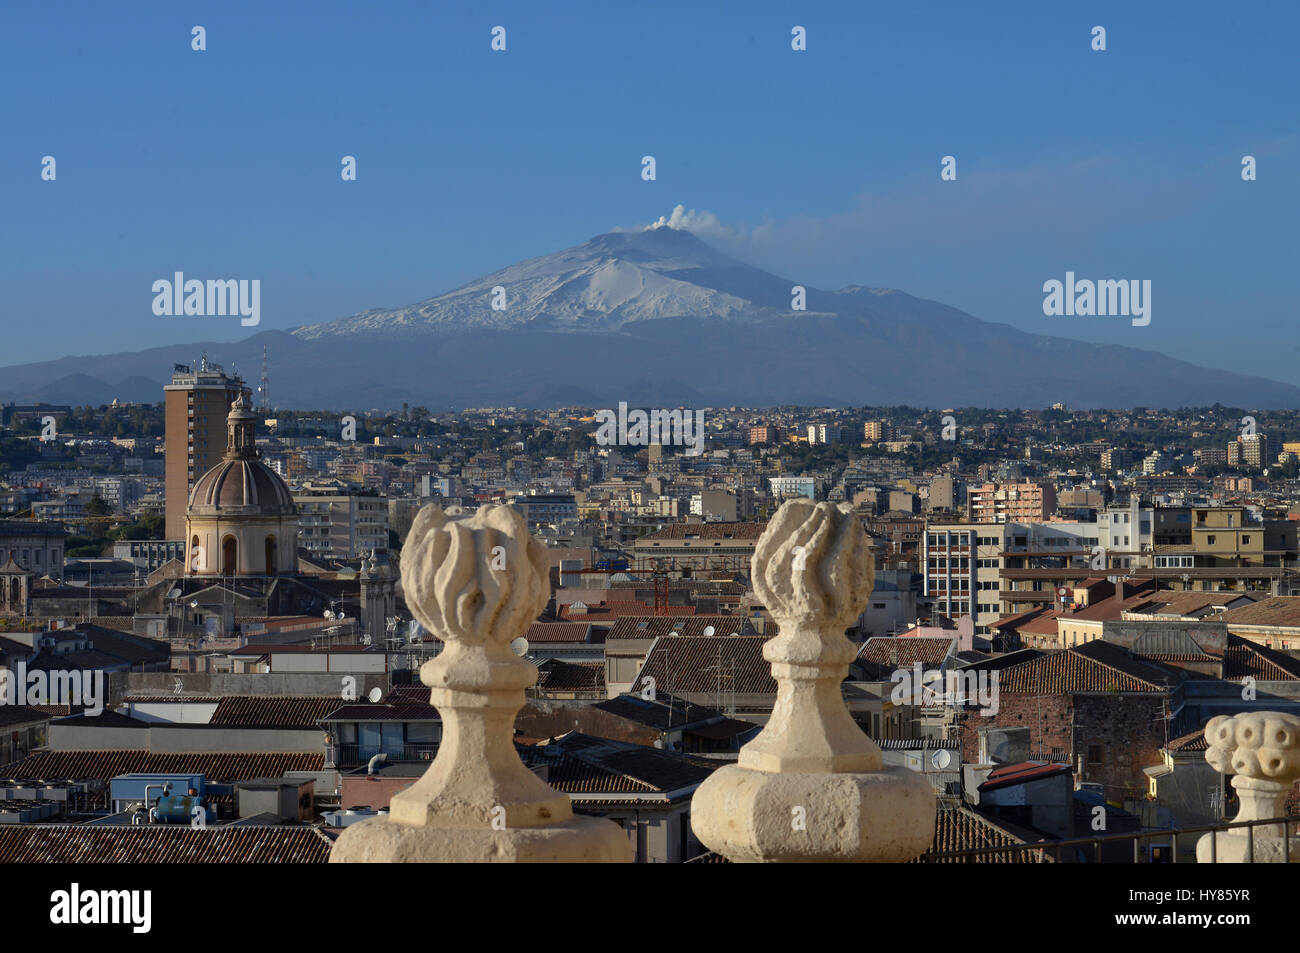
[0,360,1298,868]
[2,3,1294,937]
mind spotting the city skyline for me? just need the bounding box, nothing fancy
[2,2,1299,889]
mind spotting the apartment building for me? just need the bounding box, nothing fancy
[806,424,842,445]
[922,523,1007,633]
[863,420,893,443]
[293,484,389,560]
[769,475,816,500]
[925,518,1119,634]
[927,476,962,511]
[0,521,65,580]
[1228,433,1274,468]
[1097,499,1153,568]
[631,522,765,572]
[966,481,1057,523]
[994,521,1103,622]
[164,359,247,540]
[508,492,578,529]
[1152,505,1293,570]
[689,489,738,522]
[1100,448,1136,471]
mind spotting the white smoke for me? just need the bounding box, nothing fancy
[643,204,725,233]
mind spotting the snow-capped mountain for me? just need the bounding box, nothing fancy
[294,227,831,338]
[3,227,1299,410]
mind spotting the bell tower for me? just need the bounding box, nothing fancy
[360,550,397,644]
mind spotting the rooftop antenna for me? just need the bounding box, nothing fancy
[259,343,270,414]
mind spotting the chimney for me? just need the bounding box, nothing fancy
[1117,578,1126,602]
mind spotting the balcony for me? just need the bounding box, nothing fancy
[1000,590,1055,603]
[331,742,439,767]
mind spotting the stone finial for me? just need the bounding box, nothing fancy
[330,504,630,863]
[1198,711,1300,863]
[691,500,935,862]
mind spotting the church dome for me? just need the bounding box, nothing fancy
[187,394,297,516]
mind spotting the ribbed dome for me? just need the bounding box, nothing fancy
[186,392,297,516]
[188,458,297,514]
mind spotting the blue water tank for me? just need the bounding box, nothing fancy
[110,773,206,804]
[154,794,215,825]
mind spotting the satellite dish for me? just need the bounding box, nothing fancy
[703,625,716,637]
[931,749,952,770]
[367,687,383,703]
[669,631,680,638]
[324,610,334,620]
[510,637,529,657]
[167,588,181,599]
[188,601,198,609]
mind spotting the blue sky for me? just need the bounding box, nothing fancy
[2,0,1297,388]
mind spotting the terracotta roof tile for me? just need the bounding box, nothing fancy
[209,696,342,729]
[996,641,1178,694]
[534,660,604,694]
[607,615,758,641]
[1223,635,1300,681]
[638,635,775,695]
[919,807,1047,863]
[0,750,324,783]
[1221,597,1300,628]
[0,825,332,863]
[856,636,955,678]
[525,622,594,643]
[1166,729,1209,752]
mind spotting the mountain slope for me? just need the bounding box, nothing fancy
[2,228,1297,410]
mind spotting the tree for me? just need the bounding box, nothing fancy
[86,495,111,517]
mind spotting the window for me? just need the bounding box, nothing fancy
[1207,535,1216,545]
[1087,745,1103,764]
[1242,535,1250,544]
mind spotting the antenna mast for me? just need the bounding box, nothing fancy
[259,343,270,414]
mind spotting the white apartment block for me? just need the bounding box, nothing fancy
[924,520,1110,635]
[769,475,816,499]
[1098,498,1153,568]
[294,487,390,560]
[806,424,842,445]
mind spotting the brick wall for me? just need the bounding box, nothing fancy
[960,691,1168,801]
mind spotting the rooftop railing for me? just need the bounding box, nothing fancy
[920,814,1299,864]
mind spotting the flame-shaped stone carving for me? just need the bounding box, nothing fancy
[752,499,875,636]
[400,504,550,648]
[691,500,935,862]
[330,504,630,863]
